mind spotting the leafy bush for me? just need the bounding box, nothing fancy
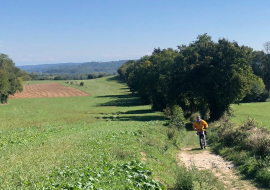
[245,128,270,157]
[43,161,166,190]
[168,105,186,131]
[167,128,176,140]
[221,124,247,147]
[242,76,266,102]
[80,82,84,86]
[189,112,200,122]
[256,167,270,187]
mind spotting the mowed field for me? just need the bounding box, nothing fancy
[9,83,90,99]
[0,76,183,189]
[231,102,270,128]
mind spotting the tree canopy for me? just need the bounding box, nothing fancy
[0,54,24,103]
[118,34,258,120]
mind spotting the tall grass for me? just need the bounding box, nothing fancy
[208,117,270,188]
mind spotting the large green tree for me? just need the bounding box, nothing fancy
[0,54,23,103]
[183,35,255,120]
[263,54,270,90]
[118,34,256,120]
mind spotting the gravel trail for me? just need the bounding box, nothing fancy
[178,147,262,190]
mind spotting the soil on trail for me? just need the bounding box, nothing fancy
[178,148,261,190]
[9,83,90,99]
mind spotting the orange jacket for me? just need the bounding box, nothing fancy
[193,120,208,132]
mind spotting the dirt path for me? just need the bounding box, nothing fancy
[178,147,261,190]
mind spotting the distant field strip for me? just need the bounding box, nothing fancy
[9,83,90,99]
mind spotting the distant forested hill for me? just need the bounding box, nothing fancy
[18,60,128,75]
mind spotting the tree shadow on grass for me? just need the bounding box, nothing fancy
[96,94,135,99]
[98,98,141,107]
[123,109,155,114]
[96,92,164,121]
[106,76,125,83]
[102,115,165,122]
[96,94,142,107]
[119,87,130,90]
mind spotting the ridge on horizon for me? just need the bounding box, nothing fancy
[17,59,130,67]
[17,60,129,75]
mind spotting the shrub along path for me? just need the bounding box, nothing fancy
[178,125,262,190]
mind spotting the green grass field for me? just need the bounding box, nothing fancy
[0,76,234,189]
[231,102,270,128]
[0,76,186,189]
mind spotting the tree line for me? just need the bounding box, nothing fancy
[118,34,270,120]
[29,72,114,80]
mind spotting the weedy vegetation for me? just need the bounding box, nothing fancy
[208,116,270,188]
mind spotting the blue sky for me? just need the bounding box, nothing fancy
[1,0,269,66]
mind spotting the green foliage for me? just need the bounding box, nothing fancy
[263,55,270,91]
[0,54,24,103]
[28,72,40,80]
[19,70,31,81]
[43,161,165,190]
[119,34,255,120]
[88,73,98,79]
[250,51,265,77]
[168,105,186,131]
[0,69,9,97]
[251,50,270,91]
[80,82,84,86]
[185,35,254,120]
[117,60,136,81]
[242,76,267,102]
